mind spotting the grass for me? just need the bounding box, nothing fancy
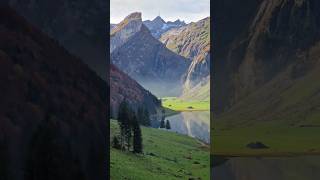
[212,121,320,156]
[161,97,209,111]
[110,120,210,180]
[212,63,320,157]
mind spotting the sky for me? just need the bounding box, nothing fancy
[110,0,210,24]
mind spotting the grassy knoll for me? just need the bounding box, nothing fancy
[161,97,209,111]
[110,120,210,180]
[212,121,320,156]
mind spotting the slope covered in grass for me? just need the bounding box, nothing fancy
[212,42,320,156]
[110,120,209,180]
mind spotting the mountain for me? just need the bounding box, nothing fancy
[5,0,107,79]
[181,76,210,101]
[160,17,210,99]
[0,6,107,180]
[143,16,186,39]
[111,13,190,97]
[110,64,161,116]
[110,24,116,31]
[214,0,320,125]
[110,12,143,52]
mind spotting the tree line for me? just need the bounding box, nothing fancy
[112,100,144,154]
[160,116,171,130]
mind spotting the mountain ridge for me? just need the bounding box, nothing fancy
[111,13,190,97]
[160,17,210,99]
[214,0,320,125]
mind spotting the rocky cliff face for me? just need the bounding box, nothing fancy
[143,16,186,39]
[110,65,161,116]
[214,0,320,123]
[160,17,210,98]
[111,14,190,97]
[0,6,107,180]
[110,12,143,52]
[6,0,107,79]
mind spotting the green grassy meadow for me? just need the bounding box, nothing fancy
[212,122,320,156]
[161,97,209,111]
[110,120,210,180]
[211,65,320,157]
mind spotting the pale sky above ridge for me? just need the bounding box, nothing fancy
[110,0,210,24]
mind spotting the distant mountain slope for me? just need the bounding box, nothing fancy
[214,0,320,125]
[160,17,210,99]
[6,0,107,79]
[143,16,186,39]
[111,13,190,97]
[181,77,210,101]
[110,64,161,116]
[0,6,106,180]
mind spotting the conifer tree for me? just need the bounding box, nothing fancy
[117,100,128,150]
[165,120,171,129]
[112,136,121,150]
[132,115,143,153]
[137,107,143,125]
[160,117,165,128]
[143,108,151,126]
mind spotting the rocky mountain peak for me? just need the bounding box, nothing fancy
[153,16,166,24]
[144,16,187,39]
[110,12,144,52]
[124,12,142,22]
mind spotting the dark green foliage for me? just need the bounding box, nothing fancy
[137,107,151,126]
[117,100,131,150]
[112,136,121,150]
[116,100,144,153]
[143,108,150,126]
[137,107,143,124]
[165,120,171,130]
[25,116,85,180]
[132,115,143,153]
[160,117,165,129]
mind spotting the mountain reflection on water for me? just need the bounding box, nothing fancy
[165,111,210,143]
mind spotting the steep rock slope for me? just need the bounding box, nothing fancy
[111,14,190,97]
[6,0,107,79]
[160,17,210,98]
[110,12,143,52]
[143,16,186,39]
[110,65,161,116]
[214,0,320,124]
[0,6,107,180]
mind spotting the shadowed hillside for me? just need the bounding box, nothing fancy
[110,64,161,117]
[0,6,107,180]
[5,0,107,79]
[214,0,320,123]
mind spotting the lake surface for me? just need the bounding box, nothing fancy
[165,111,210,143]
[212,156,320,180]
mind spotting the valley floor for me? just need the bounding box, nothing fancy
[161,97,210,111]
[110,120,210,180]
[212,122,320,156]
